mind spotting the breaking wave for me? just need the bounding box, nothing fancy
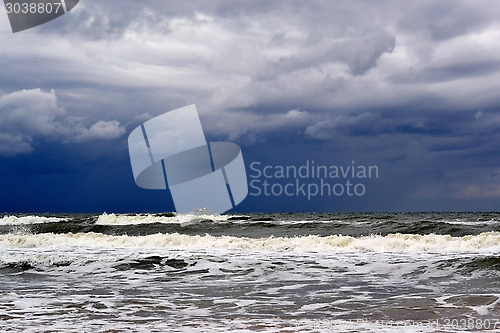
[95,213,230,225]
[0,231,498,253]
[0,215,67,225]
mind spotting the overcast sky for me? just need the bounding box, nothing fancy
[1,0,500,213]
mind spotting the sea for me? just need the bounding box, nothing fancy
[0,212,499,332]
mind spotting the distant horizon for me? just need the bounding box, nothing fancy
[3,211,500,215]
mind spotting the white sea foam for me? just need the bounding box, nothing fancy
[273,219,350,225]
[0,252,75,268]
[0,231,498,253]
[439,219,500,226]
[0,215,67,225]
[435,294,500,316]
[95,212,230,225]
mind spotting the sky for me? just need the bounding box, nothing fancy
[1,0,500,213]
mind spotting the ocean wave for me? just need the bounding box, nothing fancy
[438,219,500,226]
[95,213,231,226]
[0,253,75,270]
[0,231,499,253]
[0,215,67,225]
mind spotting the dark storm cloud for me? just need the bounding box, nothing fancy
[256,30,395,79]
[396,0,499,41]
[389,60,500,85]
[1,0,500,211]
[3,0,500,125]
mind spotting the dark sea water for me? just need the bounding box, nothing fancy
[0,212,499,332]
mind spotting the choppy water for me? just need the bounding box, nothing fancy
[0,212,499,332]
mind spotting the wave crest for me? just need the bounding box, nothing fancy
[0,215,67,225]
[0,231,498,253]
[95,213,230,225]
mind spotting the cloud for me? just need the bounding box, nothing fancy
[305,113,382,139]
[2,0,500,123]
[3,1,498,144]
[2,1,500,211]
[204,108,313,142]
[134,113,153,122]
[0,1,400,120]
[328,30,396,76]
[396,0,499,41]
[75,120,126,141]
[257,29,395,80]
[0,88,66,136]
[0,132,32,156]
[0,89,125,156]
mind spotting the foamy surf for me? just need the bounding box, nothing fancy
[439,219,500,226]
[94,212,231,225]
[1,212,499,333]
[0,215,67,225]
[1,231,499,253]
